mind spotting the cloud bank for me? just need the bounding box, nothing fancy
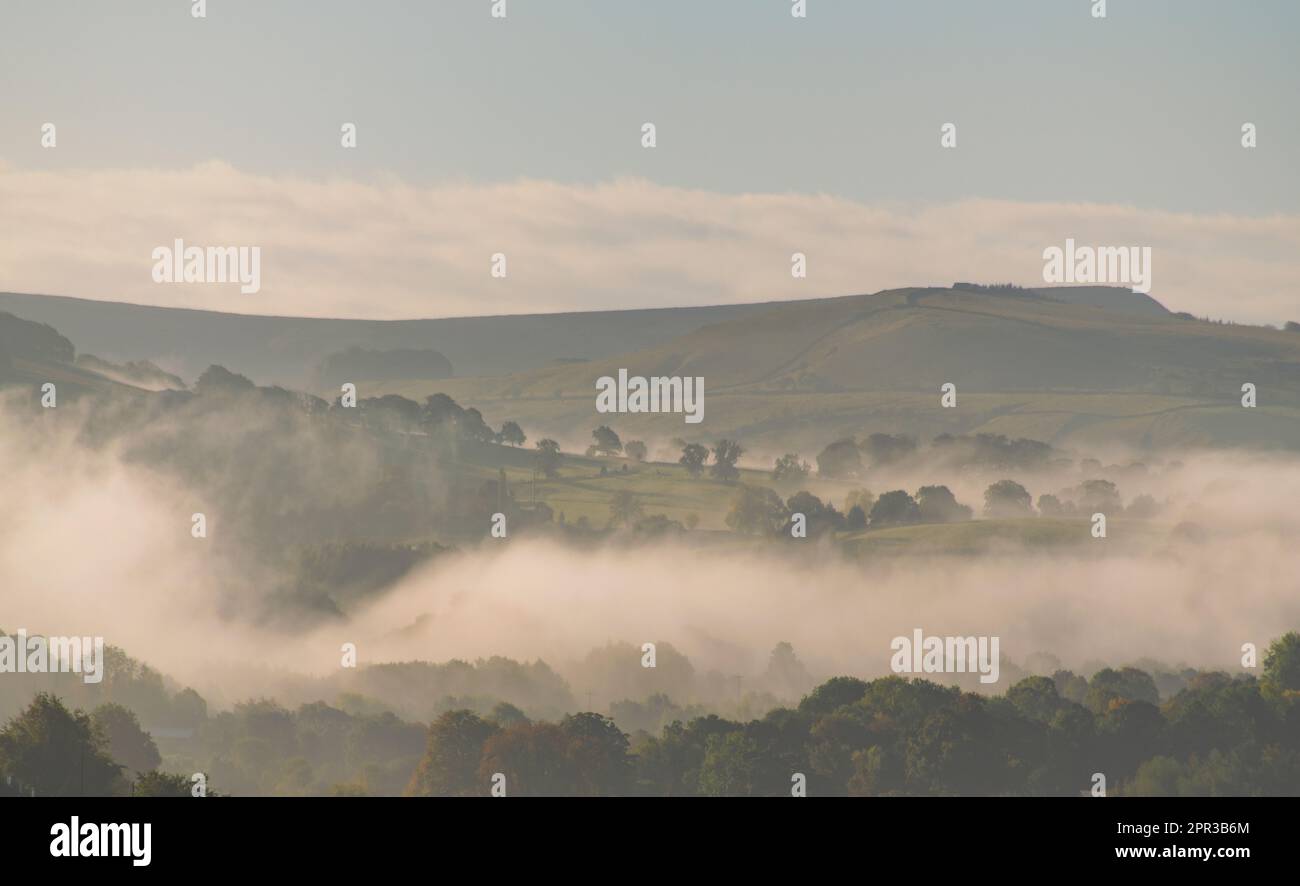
[1,160,1297,324]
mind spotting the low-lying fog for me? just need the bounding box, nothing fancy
[3,391,1298,712]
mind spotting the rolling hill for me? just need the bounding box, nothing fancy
[361,286,1300,452]
[4,285,1300,452]
[0,291,774,388]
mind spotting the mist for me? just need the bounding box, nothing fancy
[4,382,1298,719]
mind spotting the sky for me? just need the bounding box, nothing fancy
[1,0,1297,321]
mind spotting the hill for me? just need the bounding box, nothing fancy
[5,285,1300,451]
[0,291,773,388]
[366,286,1300,452]
[0,311,137,394]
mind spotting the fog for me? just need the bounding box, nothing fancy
[3,389,1298,716]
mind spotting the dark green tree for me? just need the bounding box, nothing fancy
[710,439,744,482]
[497,420,526,447]
[915,485,973,523]
[0,694,122,796]
[983,479,1033,517]
[679,443,709,477]
[534,438,562,478]
[405,710,501,797]
[725,485,788,535]
[816,438,862,479]
[91,703,161,776]
[591,426,623,456]
[869,490,921,526]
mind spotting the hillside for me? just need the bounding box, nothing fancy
[0,291,774,388]
[0,311,137,394]
[5,285,1300,451]
[366,287,1300,452]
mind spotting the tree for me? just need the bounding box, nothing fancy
[478,722,576,796]
[1036,493,1069,517]
[784,490,842,536]
[915,485,972,523]
[497,421,526,447]
[983,479,1033,518]
[625,440,648,462]
[903,696,1002,795]
[0,694,121,796]
[132,771,200,797]
[1077,478,1122,515]
[845,505,867,530]
[489,703,530,728]
[90,703,161,776]
[869,490,921,527]
[1006,676,1072,725]
[634,514,685,536]
[561,713,631,796]
[843,488,876,515]
[1126,494,1160,519]
[679,443,709,477]
[419,393,497,441]
[355,394,423,434]
[1097,700,1165,779]
[608,490,645,528]
[1263,632,1300,695]
[171,688,208,729]
[710,439,744,482]
[725,485,788,535]
[772,453,811,484]
[1085,667,1160,714]
[194,364,255,396]
[405,710,501,797]
[423,392,463,426]
[817,438,862,479]
[698,732,764,797]
[764,642,813,698]
[534,439,562,478]
[591,426,623,456]
[459,407,496,442]
[862,433,918,466]
[798,676,870,715]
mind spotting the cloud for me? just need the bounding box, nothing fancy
[1,161,1297,324]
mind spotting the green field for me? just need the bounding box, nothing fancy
[452,441,1168,555]
[364,287,1300,452]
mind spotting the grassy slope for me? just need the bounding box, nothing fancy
[8,285,1300,450]
[5,355,141,396]
[0,291,774,388]
[461,440,1156,554]
[373,288,1300,451]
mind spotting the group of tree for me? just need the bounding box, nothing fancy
[0,694,184,797]
[403,633,1300,796]
[814,433,920,479]
[677,440,744,482]
[188,364,542,457]
[812,432,1061,480]
[984,478,1158,519]
[724,484,975,536]
[9,632,1299,797]
[579,428,648,463]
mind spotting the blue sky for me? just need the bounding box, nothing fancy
[3,0,1296,213]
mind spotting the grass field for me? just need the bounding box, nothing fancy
[453,441,1169,555]
[370,385,1300,456]
[354,287,1300,452]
